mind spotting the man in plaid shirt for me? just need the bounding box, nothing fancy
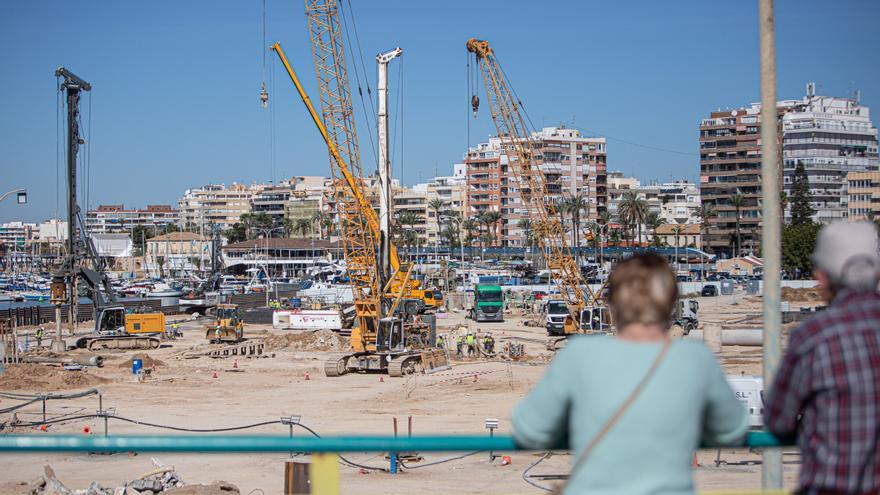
[765,221,880,494]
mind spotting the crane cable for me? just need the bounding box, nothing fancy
[338,0,378,172]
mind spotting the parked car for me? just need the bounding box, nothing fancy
[701,284,719,297]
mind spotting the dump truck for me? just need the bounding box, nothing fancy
[469,284,504,322]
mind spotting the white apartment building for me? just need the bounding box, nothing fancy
[178,183,262,230]
[0,221,37,249]
[607,172,701,226]
[86,204,179,234]
[38,219,68,245]
[414,163,467,246]
[782,84,879,223]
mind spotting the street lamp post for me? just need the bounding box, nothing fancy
[255,226,285,308]
[0,188,27,205]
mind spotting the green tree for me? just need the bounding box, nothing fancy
[789,161,815,226]
[563,193,589,250]
[729,192,746,258]
[782,222,821,277]
[698,203,716,253]
[428,198,445,249]
[645,211,665,245]
[618,191,649,245]
[461,218,478,253]
[517,218,534,248]
[479,210,502,248]
[224,223,248,244]
[131,225,157,256]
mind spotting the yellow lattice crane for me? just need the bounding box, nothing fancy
[271,41,447,377]
[466,38,601,334]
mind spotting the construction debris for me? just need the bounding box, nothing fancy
[27,463,239,495]
[263,330,348,352]
[781,287,823,302]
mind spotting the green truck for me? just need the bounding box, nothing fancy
[469,284,504,322]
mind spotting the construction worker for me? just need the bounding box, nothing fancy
[466,333,476,358]
[171,322,180,337]
[456,335,464,359]
[435,334,445,349]
[484,333,495,354]
[35,326,44,348]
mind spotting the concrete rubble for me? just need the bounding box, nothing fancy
[24,463,240,495]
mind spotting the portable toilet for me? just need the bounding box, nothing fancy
[726,375,764,427]
[720,279,734,295]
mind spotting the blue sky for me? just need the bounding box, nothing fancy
[2,0,878,223]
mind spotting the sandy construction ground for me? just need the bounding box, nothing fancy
[0,292,804,493]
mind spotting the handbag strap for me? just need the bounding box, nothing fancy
[563,338,672,489]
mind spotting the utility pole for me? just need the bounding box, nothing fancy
[50,67,91,351]
[376,47,402,317]
[758,0,783,489]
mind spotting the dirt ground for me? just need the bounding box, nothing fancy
[0,293,801,493]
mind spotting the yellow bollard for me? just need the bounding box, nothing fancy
[309,453,340,495]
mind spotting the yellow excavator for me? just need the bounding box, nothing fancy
[271,38,447,377]
[205,304,244,344]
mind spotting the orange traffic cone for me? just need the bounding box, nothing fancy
[83,426,91,434]
[232,360,238,369]
[304,372,310,381]
[379,376,384,383]
[212,370,218,379]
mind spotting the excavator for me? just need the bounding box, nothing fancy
[466,38,606,339]
[272,3,446,377]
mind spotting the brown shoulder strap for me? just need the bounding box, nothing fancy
[563,338,672,489]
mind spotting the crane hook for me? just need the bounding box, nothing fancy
[260,82,269,109]
[471,95,479,118]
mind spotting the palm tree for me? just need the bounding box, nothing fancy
[294,218,313,238]
[563,193,589,251]
[729,193,746,258]
[396,211,420,255]
[461,218,477,247]
[517,218,533,249]
[479,210,502,248]
[697,203,716,253]
[618,191,649,246]
[428,198,445,249]
[645,211,665,246]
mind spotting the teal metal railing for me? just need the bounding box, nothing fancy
[0,431,781,453]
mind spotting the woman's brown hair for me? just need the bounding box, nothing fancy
[605,253,678,329]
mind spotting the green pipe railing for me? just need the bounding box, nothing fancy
[0,431,782,453]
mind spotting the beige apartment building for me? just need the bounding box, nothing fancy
[847,171,880,220]
[145,231,209,276]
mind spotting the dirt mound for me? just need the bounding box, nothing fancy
[264,329,349,351]
[117,353,166,369]
[0,363,110,391]
[781,287,823,302]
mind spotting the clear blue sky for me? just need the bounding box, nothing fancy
[2,0,878,223]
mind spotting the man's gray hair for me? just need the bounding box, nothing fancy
[813,221,880,291]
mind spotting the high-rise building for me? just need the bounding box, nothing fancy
[0,221,37,249]
[86,204,179,234]
[847,171,880,221]
[607,172,700,231]
[178,183,262,230]
[782,87,878,223]
[701,86,878,256]
[464,126,607,247]
[415,164,467,246]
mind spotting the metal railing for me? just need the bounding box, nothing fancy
[0,430,782,453]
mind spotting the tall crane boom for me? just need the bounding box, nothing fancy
[466,38,598,331]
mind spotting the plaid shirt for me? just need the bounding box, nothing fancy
[764,290,880,493]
